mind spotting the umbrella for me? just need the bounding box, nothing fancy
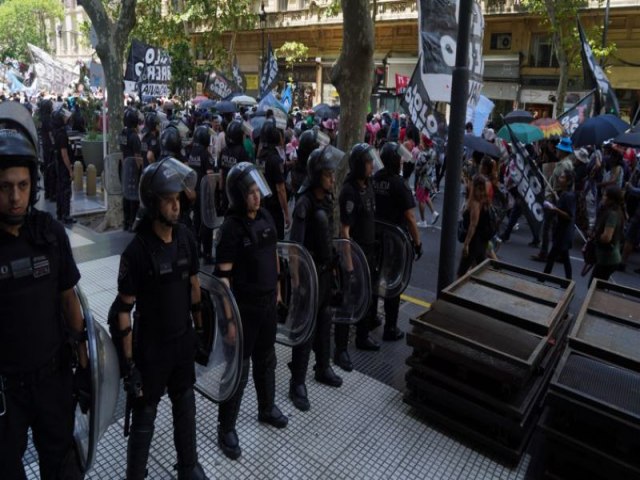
[613,130,640,148]
[192,95,209,105]
[215,100,237,114]
[463,134,501,158]
[571,114,630,148]
[497,123,544,144]
[312,103,339,119]
[504,109,534,124]
[532,118,565,138]
[250,115,268,140]
[199,99,216,110]
[231,94,257,106]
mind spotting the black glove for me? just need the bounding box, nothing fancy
[123,362,143,398]
[414,242,423,261]
[277,301,289,324]
[194,327,209,366]
[74,365,92,414]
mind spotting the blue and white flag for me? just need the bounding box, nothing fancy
[232,55,246,93]
[280,85,293,113]
[259,40,278,98]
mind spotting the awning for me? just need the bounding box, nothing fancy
[608,66,640,90]
[483,54,520,80]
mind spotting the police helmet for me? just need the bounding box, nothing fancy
[139,157,197,221]
[307,145,339,189]
[297,129,319,167]
[380,141,412,175]
[193,125,212,147]
[52,107,70,129]
[0,101,40,207]
[38,98,53,116]
[226,162,272,211]
[226,120,244,146]
[260,120,281,146]
[144,111,159,132]
[349,143,381,180]
[160,124,182,156]
[124,107,140,128]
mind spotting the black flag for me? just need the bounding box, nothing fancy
[232,55,246,93]
[259,40,278,98]
[400,56,448,142]
[558,89,596,136]
[124,39,172,97]
[577,18,619,116]
[204,69,239,100]
[504,123,545,235]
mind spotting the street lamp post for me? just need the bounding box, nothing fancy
[259,2,267,92]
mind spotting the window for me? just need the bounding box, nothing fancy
[278,0,288,11]
[530,34,558,68]
[490,33,512,50]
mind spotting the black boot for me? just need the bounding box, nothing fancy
[170,388,203,479]
[383,326,405,341]
[254,348,288,429]
[176,462,209,480]
[314,364,343,387]
[287,361,310,411]
[126,403,157,480]
[355,335,381,351]
[333,350,353,372]
[217,360,249,460]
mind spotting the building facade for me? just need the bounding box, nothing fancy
[49,0,93,67]
[193,0,640,121]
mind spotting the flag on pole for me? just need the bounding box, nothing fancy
[259,40,278,98]
[280,85,293,113]
[577,18,619,116]
[504,122,545,234]
[232,54,246,93]
[558,89,596,136]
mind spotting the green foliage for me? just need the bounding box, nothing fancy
[168,40,194,95]
[0,0,63,62]
[276,41,309,73]
[325,0,342,17]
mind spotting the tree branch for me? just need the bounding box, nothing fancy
[115,0,137,47]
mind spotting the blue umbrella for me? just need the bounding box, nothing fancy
[199,99,216,110]
[571,114,630,147]
[215,100,236,114]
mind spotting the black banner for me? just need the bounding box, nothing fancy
[558,89,595,136]
[400,57,448,141]
[577,18,619,116]
[505,123,545,234]
[204,69,238,100]
[124,39,171,97]
[232,55,246,93]
[260,40,278,97]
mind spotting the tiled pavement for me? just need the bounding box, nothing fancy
[23,251,532,479]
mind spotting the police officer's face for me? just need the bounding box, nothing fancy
[364,160,374,178]
[245,183,261,213]
[0,166,30,223]
[320,169,335,191]
[158,192,180,224]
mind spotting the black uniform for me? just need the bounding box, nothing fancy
[289,190,335,384]
[372,168,416,335]
[219,144,250,213]
[188,143,215,258]
[40,114,56,200]
[0,210,81,479]
[216,208,280,432]
[334,177,377,350]
[141,131,160,167]
[53,126,72,221]
[117,222,200,479]
[261,147,287,239]
[119,127,142,230]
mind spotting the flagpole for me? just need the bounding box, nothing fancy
[436,0,474,294]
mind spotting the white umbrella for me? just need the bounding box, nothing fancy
[231,95,257,106]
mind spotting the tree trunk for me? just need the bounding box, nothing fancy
[331,0,374,189]
[544,0,568,116]
[80,0,137,231]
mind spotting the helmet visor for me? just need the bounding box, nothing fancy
[316,130,330,147]
[239,167,272,200]
[156,157,197,194]
[397,144,413,164]
[366,148,384,173]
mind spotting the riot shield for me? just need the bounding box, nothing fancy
[200,173,221,229]
[73,286,120,473]
[121,156,142,201]
[195,272,244,403]
[374,221,414,298]
[331,239,372,324]
[275,241,319,347]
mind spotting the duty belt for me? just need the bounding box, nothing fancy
[0,352,65,388]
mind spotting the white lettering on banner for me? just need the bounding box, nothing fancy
[404,85,439,137]
[141,84,170,96]
[209,76,233,99]
[512,152,544,222]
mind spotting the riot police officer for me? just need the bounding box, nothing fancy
[110,158,208,480]
[219,120,250,214]
[290,129,319,195]
[334,144,381,371]
[120,107,143,231]
[52,107,76,224]
[258,121,289,239]
[160,124,195,229]
[0,101,86,479]
[372,142,422,341]
[215,162,288,460]
[189,125,216,262]
[141,111,161,166]
[288,146,343,412]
